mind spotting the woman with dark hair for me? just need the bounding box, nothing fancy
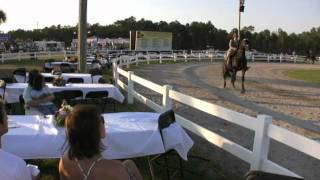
[59,105,143,180]
[23,69,57,115]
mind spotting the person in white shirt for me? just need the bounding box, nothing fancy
[0,100,32,180]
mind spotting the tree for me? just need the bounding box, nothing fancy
[0,9,6,25]
[5,16,320,54]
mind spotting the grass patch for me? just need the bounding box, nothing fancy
[285,69,320,84]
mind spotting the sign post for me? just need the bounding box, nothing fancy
[239,0,245,39]
[78,0,87,73]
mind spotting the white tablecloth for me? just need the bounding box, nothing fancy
[2,112,193,160]
[20,73,98,84]
[41,73,100,84]
[5,83,124,103]
[44,62,91,69]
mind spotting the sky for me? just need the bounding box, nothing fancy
[0,0,319,34]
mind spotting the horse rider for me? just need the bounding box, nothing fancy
[226,33,240,67]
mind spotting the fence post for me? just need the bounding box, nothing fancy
[184,53,188,62]
[211,53,213,63]
[280,54,282,63]
[147,54,150,64]
[135,55,138,66]
[18,52,21,61]
[1,53,4,63]
[34,52,37,60]
[162,85,173,112]
[267,55,270,63]
[127,71,134,104]
[159,54,162,64]
[126,57,130,69]
[112,61,119,88]
[174,53,176,62]
[251,115,273,170]
[294,55,297,63]
[252,54,255,62]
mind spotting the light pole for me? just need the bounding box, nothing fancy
[238,0,245,39]
[78,0,87,73]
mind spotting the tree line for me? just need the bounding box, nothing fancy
[7,16,320,55]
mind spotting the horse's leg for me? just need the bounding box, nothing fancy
[223,67,227,88]
[231,69,236,88]
[222,64,227,88]
[241,69,247,93]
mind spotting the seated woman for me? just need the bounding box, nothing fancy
[0,99,36,180]
[59,105,143,180]
[23,69,58,115]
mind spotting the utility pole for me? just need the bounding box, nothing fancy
[238,9,241,39]
[78,0,87,73]
[239,0,245,39]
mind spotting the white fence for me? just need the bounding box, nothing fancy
[1,50,319,64]
[113,57,320,178]
[0,51,69,63]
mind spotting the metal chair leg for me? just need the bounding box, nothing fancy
[147,156,156,180]
[164,154,170,180]
[179,157,184,178]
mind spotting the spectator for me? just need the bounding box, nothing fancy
[59,105,143,180]
[23,69,58,115]
[0,99,35,180]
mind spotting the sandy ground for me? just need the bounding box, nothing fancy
[130,61,320,180]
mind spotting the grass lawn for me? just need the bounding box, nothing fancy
[285,69,320,84]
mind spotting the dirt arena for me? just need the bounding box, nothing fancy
[131,61,320,179]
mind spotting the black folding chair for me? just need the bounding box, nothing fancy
[13,68,27,83]
[89,68,102,83]
[0,79,14,114]
[148,110,184,180]
[243,171,304,180]
[18,94,26,115]
[85,91,115,112]
[60,63,72,73]
[53,90,83,106]
[44,76,54,83]
[43,59,55,72]
[1,77,14,84]
[67,78,84,83]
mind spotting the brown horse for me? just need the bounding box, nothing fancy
[223,39,250,93]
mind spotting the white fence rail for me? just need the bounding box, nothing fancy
[113,57,320,179]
